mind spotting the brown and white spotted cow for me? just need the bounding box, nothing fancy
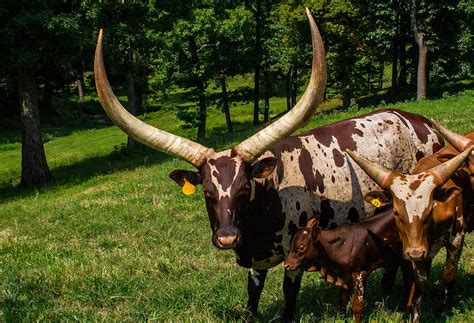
[347,145,473,322]
[94,9,443,320]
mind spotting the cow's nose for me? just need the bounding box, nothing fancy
[217,235,238,249]
[406,248,427,260]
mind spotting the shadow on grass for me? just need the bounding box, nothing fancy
[212,262,474,322]
[0,144,172,204]
[0,121,263,204]
[356,80,474,109]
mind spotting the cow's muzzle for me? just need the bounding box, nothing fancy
[215,228,240,249]
[405,247,427,260]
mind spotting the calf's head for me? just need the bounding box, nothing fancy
[347,147,472,261]
[94,9,326,249]
[284,217,321,271]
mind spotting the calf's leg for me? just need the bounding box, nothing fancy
[338,287,351,316]
[351,271,368,323]
[282,269,303,322]
[246,268,268,316]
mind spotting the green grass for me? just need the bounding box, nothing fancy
[0,83,473,321]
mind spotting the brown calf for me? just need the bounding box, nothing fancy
[347,142,472,322]
[284,209,411,323]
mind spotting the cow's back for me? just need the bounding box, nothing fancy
[269,109,443,256]
[236,109,443,269]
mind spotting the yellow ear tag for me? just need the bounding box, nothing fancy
[371,198,382,208]
[182,179,196,196]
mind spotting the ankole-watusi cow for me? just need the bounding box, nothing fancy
[94,9,443,320]
[347,143,472,322]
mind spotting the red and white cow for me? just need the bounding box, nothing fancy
[347,142,472,322]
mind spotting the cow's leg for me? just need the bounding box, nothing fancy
[282,269,303,322]
[381,263,398,292]
[338,287,351,316]
[441,229,465,315]
[246,268,268,316]
[400,260,415,306]
[411,261,429,323]
[351,271,368,323]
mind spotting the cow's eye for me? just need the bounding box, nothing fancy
[204,191,216,201]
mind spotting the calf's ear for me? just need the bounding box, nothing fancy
[433,186,462,203]
[251,157,278,178]
[364,191,392,208]
[169,170,203,186]
[307,214,321,228]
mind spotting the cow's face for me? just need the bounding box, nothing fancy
[365,173,461,261]
[170,149,278,249]
[284,217,320,271]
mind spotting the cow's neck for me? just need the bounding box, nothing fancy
[316,230,349,269]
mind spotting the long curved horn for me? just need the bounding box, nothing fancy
[346,150,393,189]
[429,146,473,186]
[234,8,327,163]
[431,119,473,152]
[94,29,213,168]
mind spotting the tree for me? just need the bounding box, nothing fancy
[0,0,84,186]
[87,0,154,146]
[410,0,428,100]
[18,70,52,187]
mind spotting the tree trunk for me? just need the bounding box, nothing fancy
[220,72,233,132]
[76,58,85,103]
[189,36,207,141]
[285,67,292,111]
[253,0,262,126]
[76,77,85,103]
[291,66,297,108]
[342,73,351,109]
[410,0,428,100]
[263,70,270,123]
[379,60,384,90]
[125,46,137,147]
[398,9,409,86]
[18,70,52,187]
[391,9,400,93]
[41,76,54,116]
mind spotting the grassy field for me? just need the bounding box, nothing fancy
[0,82,473,321]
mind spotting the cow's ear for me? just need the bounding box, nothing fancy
[364,191,392,208]
[251,157,278,178]
[307,214,321,228]
[433,186,462,203]
[169,170,202,187]
[311,227,322,240]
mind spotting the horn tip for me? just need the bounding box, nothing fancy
[345,149,355,157]
[97,29,104,49]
